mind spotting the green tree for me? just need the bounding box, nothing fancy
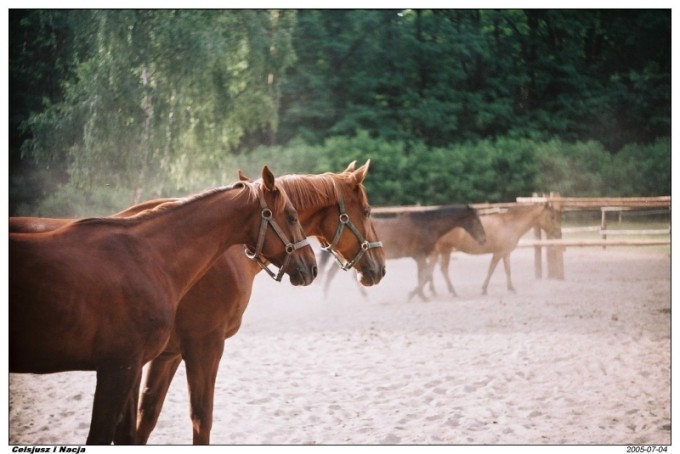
[11,9,670,214]
[9,10,93,214]
[23,10,297,207]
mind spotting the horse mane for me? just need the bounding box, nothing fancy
[72,184,249,227]
[277,173,348,211]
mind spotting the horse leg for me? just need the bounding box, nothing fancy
[136,351,183,444]
[439,250,458,297]
[503,254,516,293]
[113,372,142,444]
[184,337,225,445]
[481,254,502,295]
[87,362,142,444]
[425,252,438,296]
[408,257,430,302]
[323,261,340,297]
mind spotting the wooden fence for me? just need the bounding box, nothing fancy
[372,194,671,281]
[516,194,670,280]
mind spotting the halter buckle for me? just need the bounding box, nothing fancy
[243,246,257,260]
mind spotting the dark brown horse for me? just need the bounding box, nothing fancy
[11,162,385,444]
[427,203,561,295]
[9,167,317,445]
[322,205,486,301]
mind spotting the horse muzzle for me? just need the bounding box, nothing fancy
[356,262,386,287]
[286,251,318,286]
[288,264,318,286]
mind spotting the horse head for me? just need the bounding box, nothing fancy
[238,166,318,286]
[319,160,386,287]
[463,205,487,245]
[538,203,562,238]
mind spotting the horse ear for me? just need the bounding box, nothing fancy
[261,166,277,192]
[351,160,370,185]
[343,160,357,172]
[237,170,252,182]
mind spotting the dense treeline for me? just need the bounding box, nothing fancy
[9,9,671,216]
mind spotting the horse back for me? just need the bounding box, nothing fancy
[437,212,525,256]
[375,206,475,259]
[9,217,73,233]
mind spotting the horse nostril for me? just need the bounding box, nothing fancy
[381,266,386,278]
[312,266,318,278]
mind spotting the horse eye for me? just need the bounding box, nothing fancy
[288,215,297,223]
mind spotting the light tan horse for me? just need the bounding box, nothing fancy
[9,167,317,445]
[427,203,561,295]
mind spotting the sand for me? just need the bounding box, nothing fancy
[7,246,671,446]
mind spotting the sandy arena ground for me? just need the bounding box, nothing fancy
[8,246,671,446]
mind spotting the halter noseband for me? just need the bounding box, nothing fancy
[244,187,311,282]
[322,183,383,271]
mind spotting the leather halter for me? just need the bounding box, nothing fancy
[322,183,383,271]
[244,186,311,282]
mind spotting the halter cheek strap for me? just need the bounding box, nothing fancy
[244,189,311,282]
[321,187,383,271]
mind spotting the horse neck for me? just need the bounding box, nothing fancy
[427,208,476,239]
[132,186,260,297]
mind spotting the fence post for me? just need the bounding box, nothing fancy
[547,192,565,279]
[533,193,543,279]
[601,208,607,250]
[534,225,543,279]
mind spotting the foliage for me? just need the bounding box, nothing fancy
[206,134,670,209]
[19,133,670,217]
[279,9,670,150]
[605,138,671,197]
[25,185,132,218]
[9,9,671,215]
[20,10,296,206]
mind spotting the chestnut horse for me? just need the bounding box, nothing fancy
[427,203,561,295]
[9,167,317,445]
[322,205,486,301]
[133,162,384,444]
[11,161,385,444]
